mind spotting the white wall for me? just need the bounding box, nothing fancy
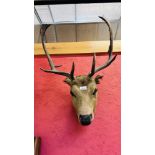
[34,3,121,42]
[34,3,121,25]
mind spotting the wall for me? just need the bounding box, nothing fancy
[34,20,121,43]
[34,3,121,43]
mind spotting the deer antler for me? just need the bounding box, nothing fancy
[40,25,75,80]
[88,16,117,77]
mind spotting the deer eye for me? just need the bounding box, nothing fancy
[70,91,76,97]
[92,88,98,95]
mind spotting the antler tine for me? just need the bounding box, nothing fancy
[89,53,96,77]
[40,25,56,70]
[40,24,75,80]
[70,62,75,80]
[88,16,117,77]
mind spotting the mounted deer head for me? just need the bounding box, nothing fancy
[40,16,117,126]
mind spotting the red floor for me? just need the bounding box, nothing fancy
[34,53,121,155]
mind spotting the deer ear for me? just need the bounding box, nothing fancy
[95,75,103,84]
[64,78,72,86]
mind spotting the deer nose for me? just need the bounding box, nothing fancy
[79,114,92,126]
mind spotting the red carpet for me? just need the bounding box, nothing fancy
[34,53,121,155]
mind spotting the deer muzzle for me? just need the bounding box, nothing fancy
[79,114,93,125]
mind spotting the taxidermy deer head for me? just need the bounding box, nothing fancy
[40,16,117,126]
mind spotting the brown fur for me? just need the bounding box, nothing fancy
[64,75,102,122]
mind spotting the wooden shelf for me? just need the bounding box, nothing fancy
[34,40,121,55]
